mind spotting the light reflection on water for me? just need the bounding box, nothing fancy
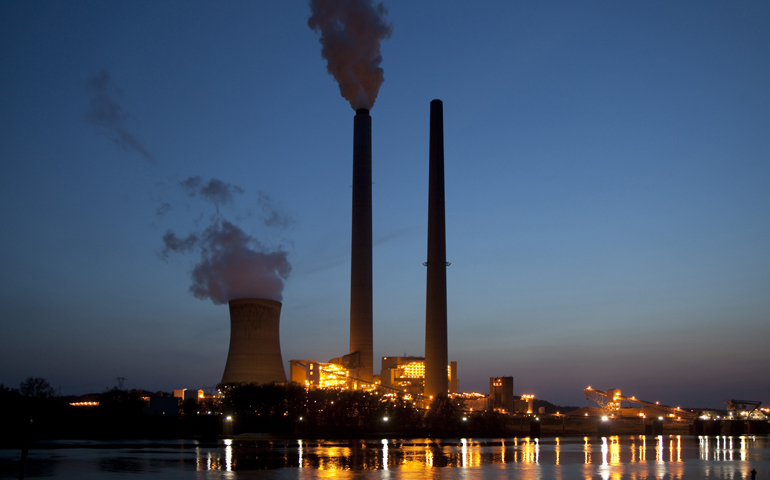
[0,435,767,479]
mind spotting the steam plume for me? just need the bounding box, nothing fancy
[309,0,393,110]
[180,176,244,212]
[84,69,154,161]
[161,177,292,304]
[258,192,294,230]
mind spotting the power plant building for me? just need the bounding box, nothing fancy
[490,376,514,412]
[380,356,457,395]
[289,360,352,389]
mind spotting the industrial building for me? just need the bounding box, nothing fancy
[490,377,514,412]
[289,360,354,389]
[379,356,457,396]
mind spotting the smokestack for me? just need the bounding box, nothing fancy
[349,108,373,382]
[221,298,287,384]
[424,99,448,398]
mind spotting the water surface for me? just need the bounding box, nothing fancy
[1,435,767,479]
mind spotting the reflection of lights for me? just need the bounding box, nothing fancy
[601,437,608,466]
[461,438,468,468]
[584,437,592,465]
[298,439,303,469]
[382,439,388,470]
[224,439,233,472]
[741,437,747,462]
[609,436,620,465]
[669,437,674,462]
[656,435,663,463]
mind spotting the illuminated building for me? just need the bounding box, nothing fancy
[518,394,535,414]
[489,376,514,412]
[174,389,204,403]
[290,359,356,389]
[380,356,457,395]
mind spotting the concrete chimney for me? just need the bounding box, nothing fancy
[221,298,287,384]
[424,99,448,398]
[350,108,373,382]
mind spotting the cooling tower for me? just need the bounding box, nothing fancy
[424,99,448,398]
[221,298,287,385]
[350,108,374,382]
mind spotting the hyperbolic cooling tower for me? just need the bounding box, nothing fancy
[424,99,448,398]
[221,298,287,385]
[350,108,374,382]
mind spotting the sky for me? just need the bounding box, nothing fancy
[1,1,768,409]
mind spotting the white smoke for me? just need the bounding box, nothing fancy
[309,0,393,110]
[160,177,292,304]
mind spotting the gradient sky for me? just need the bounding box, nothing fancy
[1,1,768,409]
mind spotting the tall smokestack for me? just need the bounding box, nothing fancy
[424,99,448,398]
[221,298,287,384]
[350,108,373,382]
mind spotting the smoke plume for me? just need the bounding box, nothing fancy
[258,192,294,230]
[180,176,244,213]
[308,0,393,110]
[161,177,291,304]
[84,69,154,161]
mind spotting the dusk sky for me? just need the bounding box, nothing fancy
[1,1,768,409]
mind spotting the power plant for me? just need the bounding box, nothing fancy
[223,101,458,399]
[221,298,287,385]
[289,100,454,397]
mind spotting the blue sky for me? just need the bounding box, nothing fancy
[1,1,768,408]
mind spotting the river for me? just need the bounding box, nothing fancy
[1,435,767,479]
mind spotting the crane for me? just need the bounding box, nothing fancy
[725,399,767,420]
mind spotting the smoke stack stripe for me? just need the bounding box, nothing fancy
[425,99,448,398]
[350,108,373,382]
[221,298,287,384]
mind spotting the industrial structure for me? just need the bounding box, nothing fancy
[225,100,495,402]
[584,386,697,420]
[221,299,287,385]
[424,99,449,398]
[349,108,374,383]
[380,356,457,395]
[490,376,514,412]
[284,100,459,397]
[289,360,352,389]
